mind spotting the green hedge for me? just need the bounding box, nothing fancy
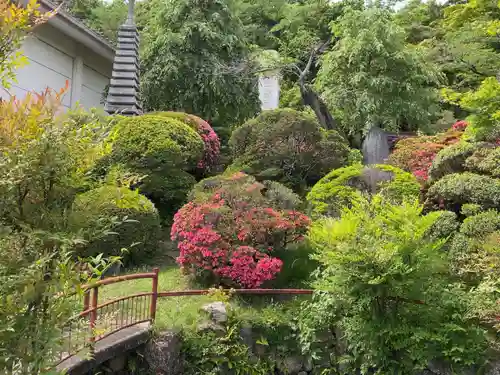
[228,109,350,193]
[108,115,204,221]
[111,115,204,171]
[428,142,478,181]
[425,172,500,212]
[70,186,161,266]
[306,164,420,217]
[465,146,500,178]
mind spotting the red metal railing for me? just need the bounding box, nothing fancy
[54,268,160,366]
[55,268,312,366]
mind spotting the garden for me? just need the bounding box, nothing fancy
[1,0,500,374]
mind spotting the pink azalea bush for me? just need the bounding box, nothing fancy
[171,173,310,288]
[389,121,468,183]
[150,112,221,173]
[186,114,221,172]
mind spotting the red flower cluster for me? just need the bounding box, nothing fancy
[451,120,468,131]
[389,122,467,183]
[187,114,220,172]
[171,180,310,288]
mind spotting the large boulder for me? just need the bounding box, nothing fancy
[144,330,183,375]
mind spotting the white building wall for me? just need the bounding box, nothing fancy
[0,23,112,110]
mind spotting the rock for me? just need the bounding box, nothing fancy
[108,355,126,372]
[144,330,183,375]
[485,360,500,375]
[239,324,253,349]
[197,321,226,336]
[201,302,227,324]
[362,125,390,165]
[283,356,304,374]
[304,356,313,372]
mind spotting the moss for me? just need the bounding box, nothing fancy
[228,109,350,193]
[70,186,161,266]
[425,172,500,212]
[306,164,420,217]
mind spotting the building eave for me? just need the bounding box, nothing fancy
[34,0,116,62]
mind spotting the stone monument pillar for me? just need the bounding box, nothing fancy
[104,0,142,115]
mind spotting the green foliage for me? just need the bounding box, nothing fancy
[112,115,203,171]
[0,91,122,373]
[306,164,420,217]
[425,172,500,212]
[443,77,500,142]
[279,83,305,111]
[449,210,500,283]
[141,0,260,141]
[460,210,500,239]
[425,210,459,241]
[229,109,350,193]
[70,185,161,265]
[461,203,483,218]
[139,170,196,223]
[316,7,442,139]
[307,197,489,373]
[181,305,274,374]
[0,0,49,89]
[433,0,500,91]
[189,173,303,212]
[465,146,500,178]
[108,115,204,221]
[428,141,479,181]
[271,0,345,62]
[232,0,285,50]
[271,241,318,288]
[87,0,127,42]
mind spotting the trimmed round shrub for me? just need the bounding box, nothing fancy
[171,172,311,288]
[109,115,204,221]
[461,203,483,217]
[460,210,500,238]
[465,146,500,178]
[228,109,350,192]
[151,111,221,173]
[425,173,500,212]
[449,210,500,281]
[189,173,303,211]
[70,186,161,266]
[428,142,479,181]
[306,164,420,217]
[111,115,204,171]
[425,210,460,240]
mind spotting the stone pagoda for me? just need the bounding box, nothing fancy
[104,0,142,115]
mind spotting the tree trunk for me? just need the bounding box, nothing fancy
[299,82,337,131]
[297,39,339,133]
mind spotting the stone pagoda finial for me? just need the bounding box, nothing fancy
[104,0,142,116]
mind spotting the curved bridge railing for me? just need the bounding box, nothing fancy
[54,268,313,366]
